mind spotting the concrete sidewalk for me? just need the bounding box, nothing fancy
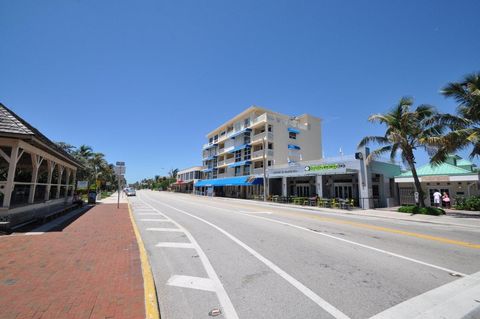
[0,202,146,319]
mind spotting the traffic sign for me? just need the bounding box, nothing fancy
[114,166,126,175]
[116,161,125,166]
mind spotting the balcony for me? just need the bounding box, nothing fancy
[225,157,235,165]
[252,149,273,159]
[251,131,273,144]
[253,167,265,175]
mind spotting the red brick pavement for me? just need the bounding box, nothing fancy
[0,203,146,319]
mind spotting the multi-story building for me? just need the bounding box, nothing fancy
[195,106,322,197]
[171,166,203,193]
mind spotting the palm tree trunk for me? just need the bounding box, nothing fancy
[408,162,426,208]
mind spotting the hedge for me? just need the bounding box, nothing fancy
[455,196,480,211]
[398,205,445,216]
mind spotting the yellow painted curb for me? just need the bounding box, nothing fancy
[127,202,161,319]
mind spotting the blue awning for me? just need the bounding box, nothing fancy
[288,144,301,150]
[194,176,263,187]
[288,128,300,134]
[228,160,251,168]
[229,128,252,139]
[228,144,251,153]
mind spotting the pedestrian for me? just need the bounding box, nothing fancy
[442,192,451,209]
[433,189,442,208]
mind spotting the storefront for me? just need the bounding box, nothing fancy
[395,155,479,207]
[265,152,401,209]
[194,176,263,199]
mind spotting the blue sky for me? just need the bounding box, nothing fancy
[1,0,479,182]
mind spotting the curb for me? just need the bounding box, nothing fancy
[127,202,161,319]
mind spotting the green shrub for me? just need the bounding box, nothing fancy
[455,196,480,211]
[398,205,445,216]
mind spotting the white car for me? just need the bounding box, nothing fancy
[125,188,136,196]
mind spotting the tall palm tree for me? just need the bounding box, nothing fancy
[439,72,480,158]
[358,97,449,207]
[55,142,76,154]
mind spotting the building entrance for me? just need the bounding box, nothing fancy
[334,183,353,199]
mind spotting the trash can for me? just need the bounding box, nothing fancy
[88,191,97,204]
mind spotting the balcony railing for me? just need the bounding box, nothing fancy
[252,149,273,159]
[253,167,265,175]
[225,157,235,165]
[251,131,273,144]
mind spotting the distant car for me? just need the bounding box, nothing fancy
[125,188,136,196]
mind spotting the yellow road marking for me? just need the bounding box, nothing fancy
[198,197,480,250]
[291,213,480,249]
[128,202,161,319]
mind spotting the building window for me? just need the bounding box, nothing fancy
[289,132,297,139]
[244,148,251,160]
[268,124,273,132]
[244,118,250,127]
[234,166,241,176]
[235,150,242,162]
[243,165,251,175]
[267,160,272,167]
[268,143,273,150]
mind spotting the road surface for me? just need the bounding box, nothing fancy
[129,190,480,319]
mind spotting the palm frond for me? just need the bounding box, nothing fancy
[358,136,389,148]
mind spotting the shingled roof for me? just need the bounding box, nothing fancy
[0,105,35,135]
[0,103,82,167]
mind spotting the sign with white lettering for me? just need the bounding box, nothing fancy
[267,162,347,177]
[77,180,88,190]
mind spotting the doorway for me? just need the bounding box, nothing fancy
[334,183,353,199]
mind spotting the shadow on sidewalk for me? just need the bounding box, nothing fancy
[8,205,94,234]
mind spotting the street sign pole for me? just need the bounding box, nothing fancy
[115,162,126,209]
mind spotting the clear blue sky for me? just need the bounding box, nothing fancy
[1,0,479,183]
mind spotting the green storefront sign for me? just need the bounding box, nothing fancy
[305,163,346,172]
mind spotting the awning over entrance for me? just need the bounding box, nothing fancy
[194,176,262,187]
[287,127,300,134]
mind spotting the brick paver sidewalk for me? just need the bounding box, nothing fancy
[0,203,145,319]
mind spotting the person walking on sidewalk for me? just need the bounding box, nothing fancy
[442,192,451,209]
[433,190,442,208]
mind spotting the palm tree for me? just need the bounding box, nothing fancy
[168,168,179,179]
[358,97,449,207]
[439,72,480,158]
[55,142,76,154]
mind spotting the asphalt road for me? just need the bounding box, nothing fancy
[129,190,480,319]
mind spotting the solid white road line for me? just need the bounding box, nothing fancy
[156,242,195,248]
[369,270,480,319]
[144,194,350,319]
[168,195,468,277]
[140,218,170,222]
[146,227,183,232]
[167,275,216,292]
[239,211,272,214]
[138,199,239,319]
[138,213,159,215]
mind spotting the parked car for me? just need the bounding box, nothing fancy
[125,188,136,196]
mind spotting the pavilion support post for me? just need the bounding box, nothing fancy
[28,154,42,204]
[45,161,55,201]
[56,165,64,199]
[3,143,19,208]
